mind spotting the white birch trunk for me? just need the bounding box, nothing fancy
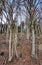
[31,29,36,56]
[8,28,12,61]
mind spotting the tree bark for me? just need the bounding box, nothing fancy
[12,33,14,57]
[14,34,18,58]
[27,25,29,41]
[31,29,36,57]
[12,42,14,57]
[21,24,22,38]
[8,28,12,61]
[6,27,9,44]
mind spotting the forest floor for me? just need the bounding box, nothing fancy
[0,34,42,65]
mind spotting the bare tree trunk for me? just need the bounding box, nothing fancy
[16,26,18,43]
[6,27,9,44]
[8,28,12,61]
[31,29,36,58]
[27,25,29,41]
[12,42,14,57]
[14,34,18,58]
[21,24,22,38]
[12,33,14,57]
